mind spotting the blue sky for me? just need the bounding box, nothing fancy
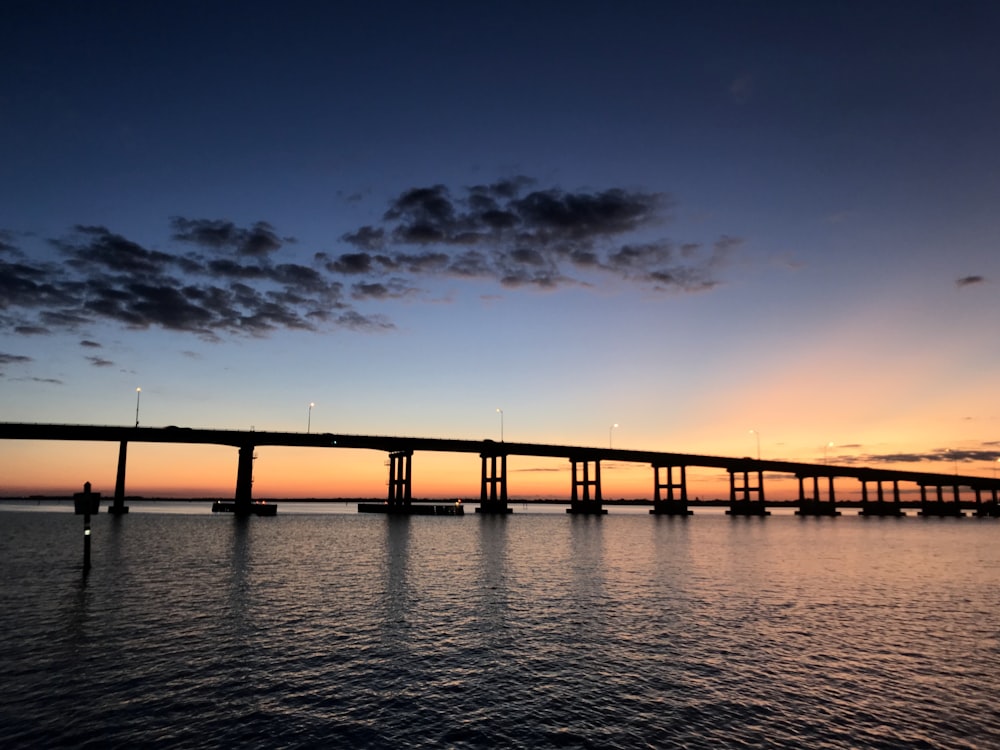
[2,1,999,496]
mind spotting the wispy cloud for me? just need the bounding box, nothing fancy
[836,445,999,466]
[0,178,740,340]
[0,353,33,365]
[956,275,985,288]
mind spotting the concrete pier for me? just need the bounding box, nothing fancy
[795,475,840,516]
[567,457,606,515]
[477,452,512,514]
[727,466,769,516]
[386,450,413,506]
[918,484,965,517]
[651,464,691,515]
[109,440,130,514]
[859,478,906,517]
[234,444,256,514]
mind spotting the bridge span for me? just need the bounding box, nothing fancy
[1,422,998,518]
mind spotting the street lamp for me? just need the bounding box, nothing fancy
[749,429,760,460]
[496,408,503,442]
[824,441,834,465]
[609,423,618,449]
[134,387,141,428]
[308,402,315,433]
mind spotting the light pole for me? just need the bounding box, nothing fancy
[609,423,618,449]
[749,429,760,460]
[496,408,503,442]
[134,387,141,428]
[308,402,315,433]
[824,441,834,465]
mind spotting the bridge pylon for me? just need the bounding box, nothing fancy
[795,474,840,516]
[918,483,965,517]
[651,464,691,515]
[109,439,130,514]
[859,478,905,516]
[234,444,256,513]
[567,456,606,515]
[387,450,413,506]
[727,464,769,516]
[477,452,512,514]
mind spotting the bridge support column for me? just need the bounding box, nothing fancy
[234,444,255,514]
[651,464,691,515]
[477,453,512,514]
[795,474,840,516]
[109,440,130,514]
[859,478,905,516]
[975,485,1000,517]
[567,457,606,515]
[387,451,412,506]
[919,482,965,517]
[727,465,768,516]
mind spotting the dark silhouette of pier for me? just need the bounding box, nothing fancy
[1,422,998,518]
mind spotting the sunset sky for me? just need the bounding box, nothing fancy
[2,1,998,500]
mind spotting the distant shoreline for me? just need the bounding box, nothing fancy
[0,496,965,509]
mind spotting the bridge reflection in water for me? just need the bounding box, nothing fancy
[1,423,998,519]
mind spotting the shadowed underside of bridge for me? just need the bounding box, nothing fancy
[1,423,998,517]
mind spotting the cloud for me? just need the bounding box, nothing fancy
[80,340,102,348]
[338,179,731,294]
[170,218,286,257]
[86,355,114,367]
[1,221,351,338]
[836,445,999,466]
[956,275,985,288]
[0,178,740,341]
[0,353,33,365]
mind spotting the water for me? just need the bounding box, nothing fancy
[1,503,998,748]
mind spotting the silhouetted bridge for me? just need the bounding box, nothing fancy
[2,422,998,518]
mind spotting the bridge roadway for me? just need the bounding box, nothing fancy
[1,422,998,517]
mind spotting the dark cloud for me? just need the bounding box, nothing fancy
[2,221,350,338]
[836,445,999,466]
[351,279,419,300]
[329,252,374,274]
[339,179,729,293]
[1,178,738,341]
[956,275,985,287]
[170,218,286,257]
[0,353,32,365]
[86,355,114,367]
[79,340,102,348]
[14,325,49,335]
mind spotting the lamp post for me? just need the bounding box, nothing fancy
[308,402,315,433]
[134,387,141,428]
[496,408,503,442]
[749,429,760,460]
[824,441,834,465]
[609,423,618,449]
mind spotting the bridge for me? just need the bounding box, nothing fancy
[1,422,998,518]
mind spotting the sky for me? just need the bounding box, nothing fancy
[2,0,999,500]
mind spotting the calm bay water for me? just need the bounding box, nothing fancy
[1,503,998,749]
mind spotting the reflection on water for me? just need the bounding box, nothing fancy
[0,508,999,748]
